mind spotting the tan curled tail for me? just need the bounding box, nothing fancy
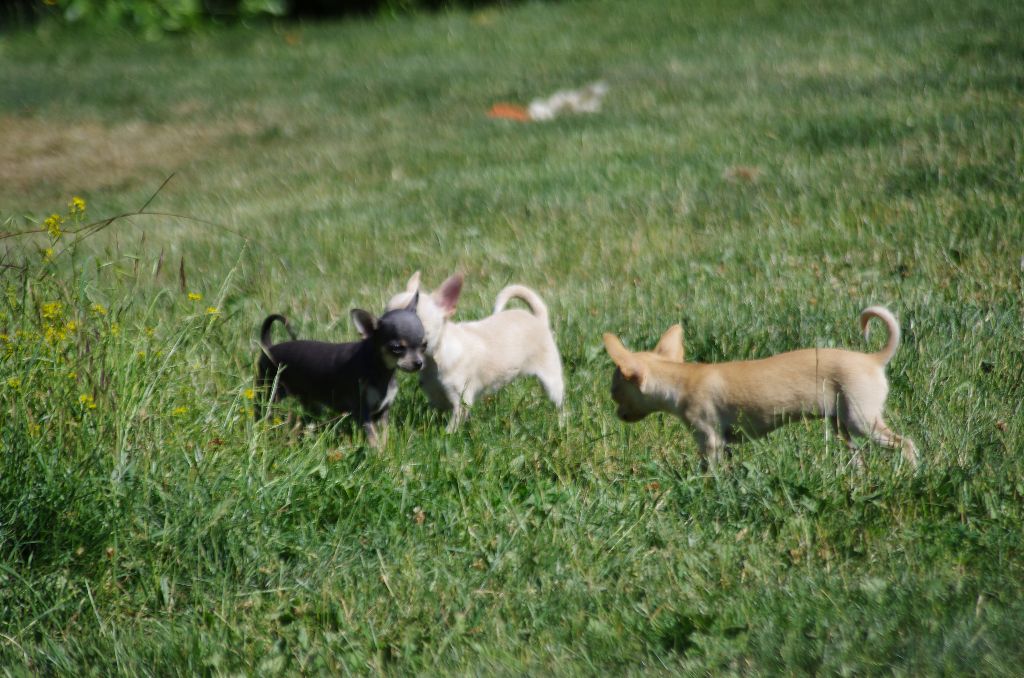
[493,285,550,326]
[859,306,901,365]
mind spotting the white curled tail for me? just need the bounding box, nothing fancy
[493,285,550,326]
[860,306,901,365]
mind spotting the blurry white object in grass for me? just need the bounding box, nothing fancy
[528,81,609,121]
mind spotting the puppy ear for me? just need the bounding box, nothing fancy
[405,271,421,294]
[350,309,377,339]
[404,290,420,313]
[602,333,647,385]
[433,273,463,318]
[653,324,685,362]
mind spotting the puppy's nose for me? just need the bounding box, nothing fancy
[412,358,423,370]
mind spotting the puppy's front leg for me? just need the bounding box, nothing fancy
[374,410,390,448]
[446,402,466,433]
[444,386,469,432]
[694,425,726,471]
[363,418,380,448]
[362,406,392,448]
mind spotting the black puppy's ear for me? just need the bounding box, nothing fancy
[350,309,377,339]
[404,290,420,313]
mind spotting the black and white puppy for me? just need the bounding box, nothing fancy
[255,294,425,447]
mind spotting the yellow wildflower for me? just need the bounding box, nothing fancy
[67,371,77,379]
[65,320,78,332]
[79,394,97,409]
[69,196,86,215]
[91,303,107,316]
[145,327,155,337]
[44,214,64,240]
[172,406,188,416]
[187,292,202,301]
[41,301,63,321]
[7,377,21,389]
[42,248,54,262]
[45,325,67,344]
[109,323,121,337]
[28,422,41,437]
[206,306,219,316]
[244,388,255,400]
[137,351,146,359]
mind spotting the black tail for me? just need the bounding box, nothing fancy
[260,314,296,349]
[255,314,295,421]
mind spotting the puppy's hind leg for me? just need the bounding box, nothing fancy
[868,419,919,468]
[832,415,866,471]
[532,344,565,427]
[535,351,565,409]
[254,361,285,421]
[841,398,918,468]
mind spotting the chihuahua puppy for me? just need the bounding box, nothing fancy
[255,294,425,447]
[603,306,918,469]
[386,272,563,431]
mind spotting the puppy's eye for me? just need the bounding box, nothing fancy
[421,341,428,350]
[389,343,405,355]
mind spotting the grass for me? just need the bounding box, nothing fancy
[1,0,1023,673]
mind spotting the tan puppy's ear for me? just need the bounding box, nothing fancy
[405,271,422,294]
[602,333,647,385]
[653,324,685,362]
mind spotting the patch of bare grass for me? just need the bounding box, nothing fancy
[0,115,258,200]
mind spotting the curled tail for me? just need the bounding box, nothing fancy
[260,314,297,350]
[493,285,550,326]
[859,306,901,365]
[255,314,296,420]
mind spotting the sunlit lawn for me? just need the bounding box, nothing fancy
[1,0,1023,672]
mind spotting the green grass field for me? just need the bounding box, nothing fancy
[2,0,1023,673]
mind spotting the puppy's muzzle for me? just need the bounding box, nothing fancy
[617,407,644,423]
[398,356,424,372]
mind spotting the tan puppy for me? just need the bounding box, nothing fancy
[387,272,564,431]
[603,306,918,469]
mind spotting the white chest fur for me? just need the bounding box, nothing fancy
[364,378,399,416]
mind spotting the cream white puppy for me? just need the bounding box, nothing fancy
[387,272,564,431]
[603,306,918,469]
